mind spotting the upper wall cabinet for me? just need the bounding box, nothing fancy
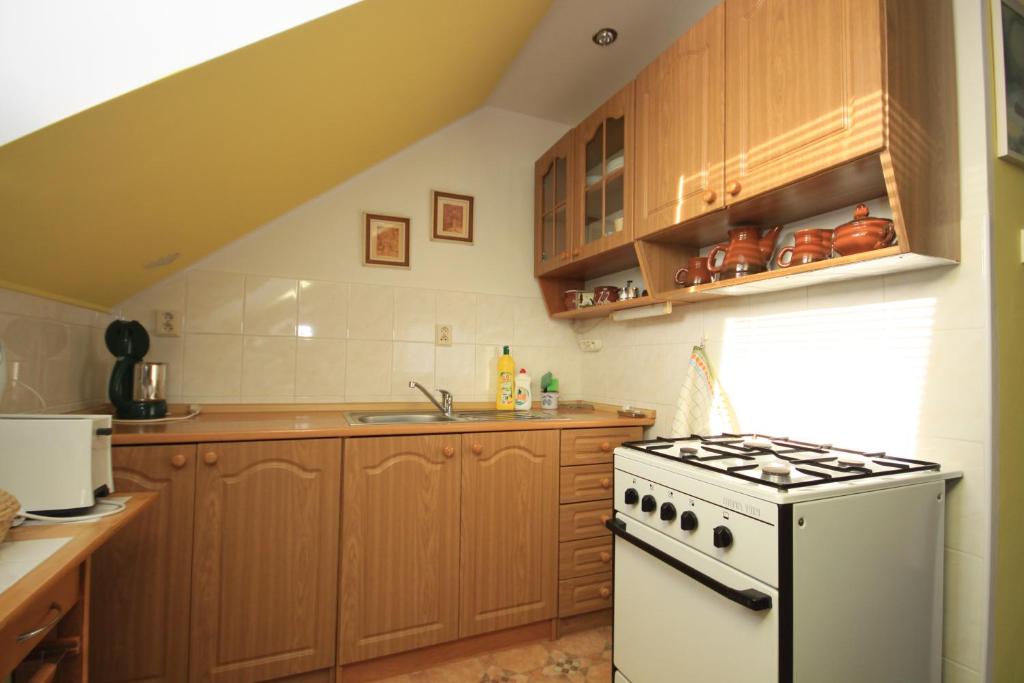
[574,83,635,261]
[634,5,726,238]
[534,130,575,276]
[722,0,885,203]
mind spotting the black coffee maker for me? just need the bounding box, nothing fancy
[105,320,168,419]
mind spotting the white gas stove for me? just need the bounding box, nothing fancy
[609,433,961,683]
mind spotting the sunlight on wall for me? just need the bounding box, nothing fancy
[716,297,937,455]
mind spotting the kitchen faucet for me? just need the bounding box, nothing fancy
[408,381,453,417]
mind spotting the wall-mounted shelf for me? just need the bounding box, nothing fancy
[551,295,662,320]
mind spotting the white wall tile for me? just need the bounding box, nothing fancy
[476,294,515,346]
[435,344,476,396]
[474,344,500,401]
[241,336,296,398]
[943,658,981,683]
[186,271,244,334]
[348,284,394,341]
[943,549,986,671]
[436,291,477,344]
[182,333,242,398]
[243,276,297,336]
[297,280,348,339]
[295,338,346,397]
[345,339,392,398]
[392,342,435,399]
[394,288,436,342]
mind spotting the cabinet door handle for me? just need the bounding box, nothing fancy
[727,181,742,197]
[599,514,611,525]
[703,190,717,205]
[471,443,483,456]
[600,478,611,489]
[170,454,187,469]
[599,586,611,599]
[599,551,611,564]
[17,603,63,642]
[600,441,612,452]
[442,446,455,458]
[203,451,218,465]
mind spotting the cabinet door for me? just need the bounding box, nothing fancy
[90,445,196,683]
[339,435,462,664]
[460,430,559,637]
[574,83,635,261]
[535,130,574,276]
[724,0,884,203]
[634,5,725,238]
[190,439,341,683]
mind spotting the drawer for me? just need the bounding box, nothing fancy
[559,537,613,579]
[560,427,643,466]
[558,572,613,617]
[559,500,613,542]
[0,563,81,676]
[560,464,614,504]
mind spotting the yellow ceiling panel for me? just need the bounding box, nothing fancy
[0,0,551,310]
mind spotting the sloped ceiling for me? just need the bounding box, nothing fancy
[0,0,551,311]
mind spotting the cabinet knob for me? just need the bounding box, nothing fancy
[599,514,611,525]
[600,477,611,489]
[442,446,455,458]
[703,190,717,204]
[572,249,580,257]
[600,441,612,452]
[727,181,742,197]
[599,586,611,599]
[471,443,483,456]
[599,551,611,564]
[170,453,187,469]
[203,451,218,465]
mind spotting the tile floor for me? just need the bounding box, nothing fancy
[376,626,612,682]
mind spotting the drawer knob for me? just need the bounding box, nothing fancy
[600,477,611,489]
[727,181,742,196]
[471,443,483,456]
[203,451,218,465]
[600,441,612,452]
[600,551,611,564]
[599,514,611,525]
[599,586,611,599]
[442,446,455,458]
[703,190,717,205]
[170,453,187,469]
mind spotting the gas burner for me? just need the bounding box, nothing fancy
[761,460,792,476]
[837,454,868,467]
[744,437,774,449]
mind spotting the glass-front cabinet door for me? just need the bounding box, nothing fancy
[534,130,574,276]
[574,82,634,261]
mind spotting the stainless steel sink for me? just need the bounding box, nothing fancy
[347,411,458,425]
[343,409,566,426]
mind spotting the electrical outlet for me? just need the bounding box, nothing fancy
[436,323,453,346]
[155,310,182,337]
[578,339,603,352]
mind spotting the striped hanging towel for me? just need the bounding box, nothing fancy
[671,345,739,437]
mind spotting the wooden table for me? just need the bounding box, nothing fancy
[0,493,156,682]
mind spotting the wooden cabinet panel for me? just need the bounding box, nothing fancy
[190,439,341,683]
[558,501,613,542]
[339,435,462,664]
[535,130,575,276]
[558,537,613,580]
[460,431,559,637]
[634,5,726,237]
[0,563,81,676]
[559,427,642,467]
[90,445,197,683]
[724,0,885,202]
[559,464,614,504]
[558,572,614,618]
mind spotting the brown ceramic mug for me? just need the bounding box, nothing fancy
[776,228,831,268]
[674,256,713,287]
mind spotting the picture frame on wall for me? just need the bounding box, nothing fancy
[993,0,1024,166]
[431,190,474,244]
[363,213,410,268]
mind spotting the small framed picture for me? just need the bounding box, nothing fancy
[432,190,474,243]
[993,0,1024,166]
[364,213,410,267]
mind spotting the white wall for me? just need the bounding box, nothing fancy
[118,107,580,405]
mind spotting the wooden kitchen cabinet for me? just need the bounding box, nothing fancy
[722,0,885,203]
[190,439,341,683]
[574,83,635,261]
[339,435,462,664]
[459,431,559,637]
[633,4,726,237]
[535,130,575,275]
[90,444,197,683]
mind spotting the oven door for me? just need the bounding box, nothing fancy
[609,517,780,683]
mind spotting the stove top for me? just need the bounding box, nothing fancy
[620,433,942,491]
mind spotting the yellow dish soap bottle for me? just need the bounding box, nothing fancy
[496,345,515,410]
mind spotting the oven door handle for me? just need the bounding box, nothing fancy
[606,517,773,612]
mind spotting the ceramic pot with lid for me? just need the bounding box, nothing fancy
[832,204,896,256]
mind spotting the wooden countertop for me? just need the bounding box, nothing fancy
[111,406,655,445]
[0,493,156,634]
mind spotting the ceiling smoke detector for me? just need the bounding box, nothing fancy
[592,28,618,47]
[144,252,181,269]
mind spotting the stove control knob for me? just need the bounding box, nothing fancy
[659,502,677,522]
[624,488,639,505]
[713,526,734,549]
[680,511,698,532]
[641,495,657,513]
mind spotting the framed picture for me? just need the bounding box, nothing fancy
[364,213,410,267]
[994,0,1024,165]
[431,190,474,243]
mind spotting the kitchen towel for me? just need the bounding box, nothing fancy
[672,345,739,437]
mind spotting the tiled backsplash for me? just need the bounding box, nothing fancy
[117,270,581,405]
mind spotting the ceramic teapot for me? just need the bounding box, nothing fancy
[707,225,782,279]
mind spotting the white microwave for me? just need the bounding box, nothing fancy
[0,414,115,515]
